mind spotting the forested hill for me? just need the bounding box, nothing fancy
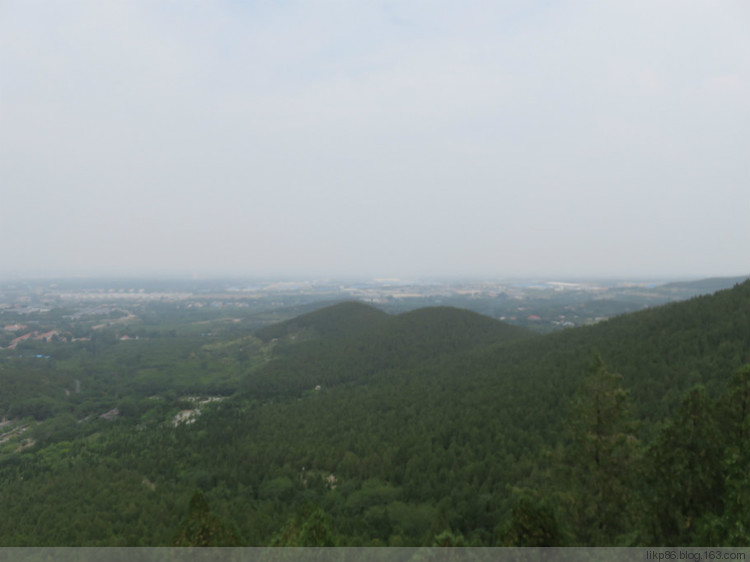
[255,300,531,346]
[241,303,534,399]
[458,277,750,424]
[0,281,748,546]
[254,301,391,342]
[660,275,749,292]
[244,280,748,416]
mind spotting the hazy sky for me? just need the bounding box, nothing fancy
[2,1,748,279]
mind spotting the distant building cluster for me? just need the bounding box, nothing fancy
[5,329,60,350]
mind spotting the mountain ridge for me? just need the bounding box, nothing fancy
[247,280,750,421]
[254,300,390,343]
[1,280,748,546]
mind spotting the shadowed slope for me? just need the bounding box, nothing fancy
[254,301,390,343]
[243,304,534,398]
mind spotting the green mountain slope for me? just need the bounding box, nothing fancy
[429,279,750,451]
[242,305,533,399]
[244,280,748,425]
[0,282,747,546]
[660,275,749,292]
[481,278,750,421]
[254,301,391,343]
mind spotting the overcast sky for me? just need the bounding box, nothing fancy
[1,1,748,280]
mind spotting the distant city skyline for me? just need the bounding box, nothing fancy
[2,1,748,280]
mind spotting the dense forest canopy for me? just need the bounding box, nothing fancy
[0,281,748,546]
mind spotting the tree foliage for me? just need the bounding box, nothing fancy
[174,491,242,547]
[562,355,640,544]
[0,281,747,546]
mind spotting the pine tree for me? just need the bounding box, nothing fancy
[645,386,723,545]
[501,493,561,546]
[269,504,336,546]
[431,529,467,546]
[173,490,242,546]
[562,354,640,545]
[698,364,750,544]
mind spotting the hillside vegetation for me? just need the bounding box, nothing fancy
[0,281,748,546]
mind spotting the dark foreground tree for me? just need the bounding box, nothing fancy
[174,490,242,546]
[561,354,640,544]
[269,504,336,546]
[644,386,723,545]
[692,365,750,545]
[501,493,562,546]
